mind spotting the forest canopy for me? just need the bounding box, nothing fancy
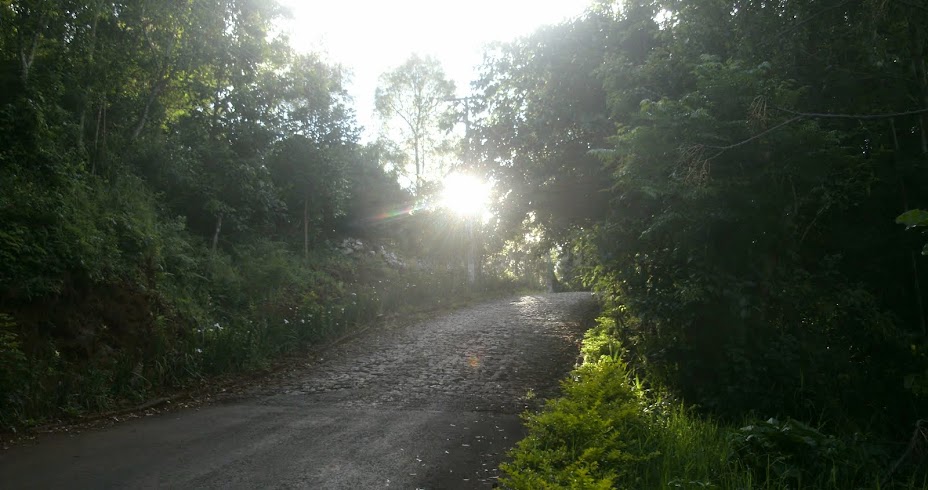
[1,0,928,486]
[0,0,489,430]
[473,0,928,486]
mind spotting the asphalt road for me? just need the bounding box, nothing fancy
[0,292,595,489]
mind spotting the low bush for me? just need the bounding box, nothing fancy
[501,358,755,489]
[501,314,928,489]
[0,221,509,430]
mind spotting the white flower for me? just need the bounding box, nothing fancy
[195,348,203,354]
[283,319,289,324]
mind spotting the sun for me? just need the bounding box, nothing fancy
[440,174,491,218]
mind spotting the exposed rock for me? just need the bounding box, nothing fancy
[337,237,366,255]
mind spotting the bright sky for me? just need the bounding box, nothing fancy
[279,0,592,140]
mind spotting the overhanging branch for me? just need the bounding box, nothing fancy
[704,105,928,160]
[774,106,928,119]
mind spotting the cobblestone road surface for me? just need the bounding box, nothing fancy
[0,292,596,489]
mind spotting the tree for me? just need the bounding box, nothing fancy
[472,13,616,244]
[341,141,414,240]
[264,53,358,258]
[0,0,399,431]
[375,54,455,194]
[475,0,928,448]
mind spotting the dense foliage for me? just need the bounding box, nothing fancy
[476,0,928,485]
[0,0,508,430]
[503,330,927,489]
[5,0,928,483]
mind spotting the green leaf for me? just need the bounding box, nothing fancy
[895,209,928,229]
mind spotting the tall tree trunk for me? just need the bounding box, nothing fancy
[303,196,309,260]
[131,76,169,140]
[19,19,43,85]
[911,20,928,154]
[211,213,223,253]
[78,2,101,148]
[465,217,476,285]
[414,135,421,195]
[209,65,227,140]
[907,19,928,335]
[890,118,927,337]
[912,251,926,338]
[101,100,107,165]
[92,101,103,175]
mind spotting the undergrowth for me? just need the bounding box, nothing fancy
[501,313,928,489]
[0,231,519,431]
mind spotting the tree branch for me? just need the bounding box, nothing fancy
[386,98,415,135]
[705,116,804,155]
[704,104,928,160]
[774,106,928,119]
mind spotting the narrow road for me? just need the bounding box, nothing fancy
[0,292,595,489]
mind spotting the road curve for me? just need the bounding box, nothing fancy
[0,292,595,489]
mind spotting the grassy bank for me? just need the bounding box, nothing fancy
[0,230,522,432]
[501,309,928,489]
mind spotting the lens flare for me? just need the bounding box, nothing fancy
[440,174,490,218]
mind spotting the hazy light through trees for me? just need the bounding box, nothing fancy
[278,0,591,140]
[440,173,492,220]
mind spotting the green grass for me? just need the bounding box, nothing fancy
[501,359,756,489]
[500,328,928,489]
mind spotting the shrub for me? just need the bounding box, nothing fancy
[0,314,28,427]
[728,417,881,488]
[501,359,755,489]
[501,309,928,489]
